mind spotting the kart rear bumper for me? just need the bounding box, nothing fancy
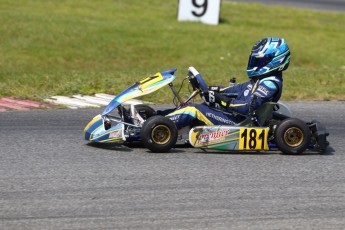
[309,120,330,153]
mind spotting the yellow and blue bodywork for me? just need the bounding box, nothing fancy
[189,125,269,151]
[84,69,177,143]
[84,115,126,143]
[102,69,176,116]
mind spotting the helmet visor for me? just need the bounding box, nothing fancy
[247,54,272,70]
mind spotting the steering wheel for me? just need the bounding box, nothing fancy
[187,66,208,94]
[183,66,212,106]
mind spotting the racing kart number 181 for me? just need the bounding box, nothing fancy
[190,126,269,151]
[84,67,329,154]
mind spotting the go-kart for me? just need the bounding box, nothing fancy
[84,67,329,154]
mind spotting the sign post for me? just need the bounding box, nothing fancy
[178,0,221,25]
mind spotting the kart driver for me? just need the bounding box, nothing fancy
[162,37,291,129]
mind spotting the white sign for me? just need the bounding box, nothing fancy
[177,0,221,25]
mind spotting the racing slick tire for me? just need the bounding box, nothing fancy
[141,115,178,153]
[274,118,311,154]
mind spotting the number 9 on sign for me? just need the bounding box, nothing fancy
[239,128,269,151]
[177,0,221,25]
[192,0,208,17]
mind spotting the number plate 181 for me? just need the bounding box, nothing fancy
[239,128,269,151]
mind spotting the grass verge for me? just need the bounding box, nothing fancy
[0,0,344,103]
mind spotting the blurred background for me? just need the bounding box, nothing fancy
[1,0,344,103]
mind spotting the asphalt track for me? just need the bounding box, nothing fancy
[1,101,344,229]
[1,1,345,229]
[226,0,345,12]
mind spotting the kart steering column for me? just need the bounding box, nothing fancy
[169,82,183,105]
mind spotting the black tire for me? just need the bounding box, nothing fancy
[140,115,178,153]
[274,118,311,154]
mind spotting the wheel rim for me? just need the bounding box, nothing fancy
[151,125,171,144]
[284,127,304,147]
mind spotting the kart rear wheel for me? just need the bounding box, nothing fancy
[141,115,178,153]
[274,118,311,154]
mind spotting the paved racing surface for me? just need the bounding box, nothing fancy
[226,0,345,12]
[0,101,344,229]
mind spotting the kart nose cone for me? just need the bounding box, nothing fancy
[84,115,103,141]
[84,114,126,143]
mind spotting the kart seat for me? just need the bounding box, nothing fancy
[236,102,278,126]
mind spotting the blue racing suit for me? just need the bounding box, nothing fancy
[164,72,283,129]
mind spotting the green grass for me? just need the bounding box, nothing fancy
[1,0,344,103]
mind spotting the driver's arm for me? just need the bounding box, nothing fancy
[227,80,280,114]
[205,82,246,109]
[207,79,279,115]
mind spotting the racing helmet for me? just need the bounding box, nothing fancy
[247,37,290,78]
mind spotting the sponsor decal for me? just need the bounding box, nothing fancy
[244,89,249,97]
[257,85,269,96]
[168,114,180,121]
[209,86,220,91]
[208,91,215,103]
[205,113,234,125]
[109,130,122,138]
[197,129,231,145]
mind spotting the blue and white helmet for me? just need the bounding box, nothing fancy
[247,37,290,78]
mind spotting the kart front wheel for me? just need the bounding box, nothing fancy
[274,118,311,154]
[141,116,178,153]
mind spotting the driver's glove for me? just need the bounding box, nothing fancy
[204,89,232,110]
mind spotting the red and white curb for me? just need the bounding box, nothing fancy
[0,94,149,112]
[44,93,147,109]
[0,98,49,112]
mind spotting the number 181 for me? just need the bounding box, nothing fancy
[239,128,268,150]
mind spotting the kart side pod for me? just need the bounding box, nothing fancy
[84,114,126,143]
[189,126,270,151]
